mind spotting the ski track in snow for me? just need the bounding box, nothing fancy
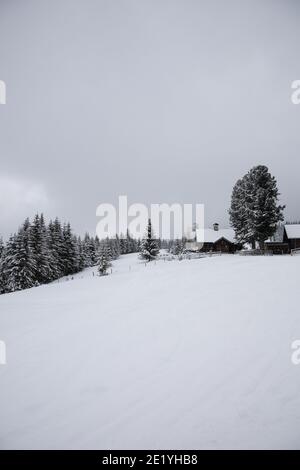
[0,253,300,449]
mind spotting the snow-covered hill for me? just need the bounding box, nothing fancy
[1,253,300,449]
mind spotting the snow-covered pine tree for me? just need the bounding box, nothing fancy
[139,219,160,262]
[119,234,128,255]
[29,214,52,283]
[47,219,64,279]
[4,223,37,292]
[103,238,113,261]
[0,237,4,259]
[97,241,112,276]
[126,229,137,253]
[108,238,119,260]
[0,235,17,292]
[76,236,86,271]
[229,165,285,249]
[72,233,80,272]
[94,235,101,256]
[115,234,121,258]
[82,233,91,267]
[83,233,98,267]
[15,227,37,290]
[90,238,98,265]
[62,223,78,275]
[249,166,285,249]
[229,176,253,247]
[39,214,56,281]
[171,238,185,256]
[136,238,141,252]
[3,235,18,292]
[0,239,7,294]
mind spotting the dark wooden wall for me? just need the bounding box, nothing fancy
[200,238,237,253]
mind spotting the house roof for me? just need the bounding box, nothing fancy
[196,228,236,244]
[285,224,300,239]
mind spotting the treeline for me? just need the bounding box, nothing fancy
[0,214,141,294]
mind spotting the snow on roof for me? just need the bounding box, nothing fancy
[285,224,300,239]
[196,228,236,244]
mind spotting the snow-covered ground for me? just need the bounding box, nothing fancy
[1,253,300,449]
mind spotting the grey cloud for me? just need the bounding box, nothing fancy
[0,0,299,238]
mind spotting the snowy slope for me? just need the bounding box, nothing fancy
[1,253,300,449]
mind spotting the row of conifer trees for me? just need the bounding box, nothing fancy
[0,214,142,294]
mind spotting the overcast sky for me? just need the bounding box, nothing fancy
[0,0,300,239]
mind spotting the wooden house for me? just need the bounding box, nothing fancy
[265,224,300,254]
[185,223,240,253]
[284,224,300,252]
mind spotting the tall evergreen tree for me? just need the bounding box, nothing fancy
[229,165,285,249]
[126,229,136,253]
[115,234,121,257]
[0,243,6,294]
[139,219,160,262]
[76,236,86,271]
[3,223,36,292]
[47,219,63,279]
[62,223,78,275]
[250,166,285,249]
[229,177,253,247]
[30,214,52,283]
[107,238,118,260]
[83,233,97,267]
[2,234,18,292]
[97,241,112,276]
[119,234,128,255]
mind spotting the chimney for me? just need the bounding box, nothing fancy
[213,223,219,231]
